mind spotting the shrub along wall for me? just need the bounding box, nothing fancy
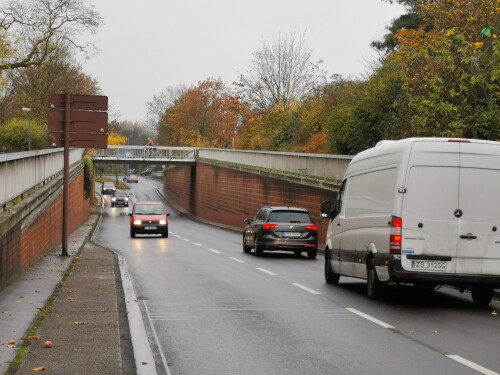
[163,161,338,246]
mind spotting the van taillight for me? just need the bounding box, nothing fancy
[390,216,402,255]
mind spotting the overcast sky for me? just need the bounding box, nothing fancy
[83,0,406,123]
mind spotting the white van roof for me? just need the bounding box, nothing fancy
[347,138,500,176]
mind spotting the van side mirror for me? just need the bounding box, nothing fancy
[320,200,336,219]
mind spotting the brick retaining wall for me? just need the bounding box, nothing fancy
[163,162,337,245]
[0,169,90,291]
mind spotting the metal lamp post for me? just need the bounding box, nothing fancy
[21,107,32,151]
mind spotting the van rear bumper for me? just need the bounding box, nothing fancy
[386,258,500,287]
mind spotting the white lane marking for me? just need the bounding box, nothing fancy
[208,248,221,254]
[183,238,190,242]
[193,242,202,247]
[446,355,500,375]
[257,268,277,276]
[229,257,245,263]
[346,308,394,329]
[174,235,181,238]
[292,283,320,295]
[142,301,172,375]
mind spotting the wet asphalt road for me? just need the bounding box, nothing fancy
[95,178,500,375]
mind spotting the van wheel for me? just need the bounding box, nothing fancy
[243,235,251,253]
[254,237,263,256]
[471,286,493,308]
[367,261,381,299]
[325,249,340,285]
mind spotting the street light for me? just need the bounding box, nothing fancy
[21,107,32,151]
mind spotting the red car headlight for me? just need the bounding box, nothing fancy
[133,219,142,225]
[159,219,167,225]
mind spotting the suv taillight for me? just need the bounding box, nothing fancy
[305,224,318,231]
[263,223,279,230]
[390,216,402,255]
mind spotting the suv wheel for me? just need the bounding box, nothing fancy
[307,250,317,259]
[254,237,263,256]
[243,235,251,253]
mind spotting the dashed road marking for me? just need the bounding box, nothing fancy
[257,268,277,276]
[208,248,221,254]
[446,355,500,375]
[345,308,394,329]
[292,283,320,295]
[193,242,202,247]
[183,238,190,242]
[229,257,245,263]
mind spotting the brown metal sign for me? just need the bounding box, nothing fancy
[49,94,108,111]
[48,132,108,149]
[48,110,108,133]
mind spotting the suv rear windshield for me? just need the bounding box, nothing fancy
[268,211,312,223]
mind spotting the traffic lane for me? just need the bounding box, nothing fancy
[118,233,472,375]
[101,182,500,373]
[157,218,500,374]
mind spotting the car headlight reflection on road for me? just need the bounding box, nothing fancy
[134,219,142,225]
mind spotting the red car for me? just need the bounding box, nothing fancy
[129,201,170,238]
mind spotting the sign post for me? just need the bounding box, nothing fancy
[48,93,108,256]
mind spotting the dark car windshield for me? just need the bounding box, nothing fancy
[134,204,164,215]
[268,211,312,223]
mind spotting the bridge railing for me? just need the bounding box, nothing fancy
[1,148,84,210]
[198,148,352,182]
[93,146,197,161]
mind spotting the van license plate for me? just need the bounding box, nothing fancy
[144,226,157,230]
[282,232,301,237]
[411,260,448,271]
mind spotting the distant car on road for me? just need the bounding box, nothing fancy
[101,182,116,195]
[111,190,129,207]
[123,174,139,183]
[140,169,152,177]
[129,201,170,238]
[243,206,318,258]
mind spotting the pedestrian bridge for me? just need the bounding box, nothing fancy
[92,146,197,165]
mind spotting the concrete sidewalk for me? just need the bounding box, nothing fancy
[0,212,142,374]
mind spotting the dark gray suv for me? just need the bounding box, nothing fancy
[243,206,318,259]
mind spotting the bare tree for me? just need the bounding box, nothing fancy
[235,31,326,111]
[0,0,102,71]
[144,84,189,134]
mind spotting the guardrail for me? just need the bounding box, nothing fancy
[0,148,83,210]
[198,148,352,182]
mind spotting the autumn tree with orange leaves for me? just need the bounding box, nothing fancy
[385,0,499,139]
[157,79,250,148]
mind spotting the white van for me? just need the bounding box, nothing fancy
[320,138,500,306]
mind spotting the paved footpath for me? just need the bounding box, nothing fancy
[0,214,134,374]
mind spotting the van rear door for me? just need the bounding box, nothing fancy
[456,142,500,275]
[400,141,461,274]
